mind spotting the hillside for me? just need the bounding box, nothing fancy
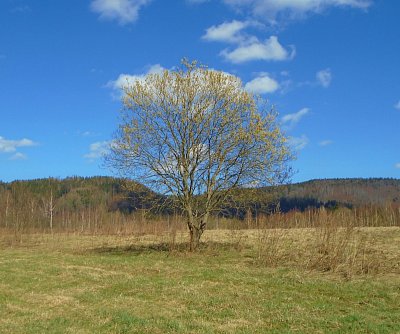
[217,178,400,218]
[0,177,399,221]
[275,178,400,210]
[0,176,165,213]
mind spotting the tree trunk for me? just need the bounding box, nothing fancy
[188,217,207,251]
[189,226,202,251]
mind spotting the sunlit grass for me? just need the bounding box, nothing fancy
[0,228,399,333]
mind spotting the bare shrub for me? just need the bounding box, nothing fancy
[252,208,394,278]
[255,228,290,267]
[162,223,180,252]
[306,211,383,278]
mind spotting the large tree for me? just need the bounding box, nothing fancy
[108,60,293,250]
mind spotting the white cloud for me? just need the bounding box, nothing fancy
[107,64,165,92]
[9,152,27,161]
[78,130,100,137]
[223,0,371,22]
[84,141,111,160]
[281,108,309,127]
[221,35,295,63]
[288,135,309,150]
[316,68,332,88]
[245,73,279,94]
[394,100,400,110]
[319,140,333,146]
[90,0,150,25]
[202,20,249,43]
[0,136,37,153]
[395,163,400,169]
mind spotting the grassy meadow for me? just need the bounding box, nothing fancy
[0,227,399,333]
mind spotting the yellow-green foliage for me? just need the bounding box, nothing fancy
[108,59,293,248]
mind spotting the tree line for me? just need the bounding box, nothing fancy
[0,176,399,235]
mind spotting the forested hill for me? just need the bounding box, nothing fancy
[0,177,399,216]
[0,176,164,215]
[272,178,400,211]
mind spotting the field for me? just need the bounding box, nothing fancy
[0,227,399,333]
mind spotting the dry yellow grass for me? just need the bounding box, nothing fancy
[0,227,399,333]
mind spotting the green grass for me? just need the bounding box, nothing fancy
[0,229,399,333]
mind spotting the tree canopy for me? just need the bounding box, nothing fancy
[107,59,293,249]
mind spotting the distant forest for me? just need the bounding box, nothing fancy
[0,176,399,232]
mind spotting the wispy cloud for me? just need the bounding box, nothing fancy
[10,5,31,13]
[298,68,333,89]
[9,152,27,161]
[394,100,400,110]
[316,68,332,88]
[288,135,309,151]
[202,20,250,44]
[0,136,37,153]
[245,73,279,94]
[281,108,310,128]
[395,163,400,169]
[222,0,372,24]
[77,130,100,138]
[82,131,94,137]
[90,0,150,25]
[319,139,333,146]
[221,36,295,63]
[84,141,111,160]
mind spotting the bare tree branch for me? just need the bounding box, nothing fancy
[106,59,294,250]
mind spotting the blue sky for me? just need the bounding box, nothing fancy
[0,0,399,183]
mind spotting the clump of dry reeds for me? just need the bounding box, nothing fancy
[255,228,289,267]
[306,211,382,278]
[254,208,393,278]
